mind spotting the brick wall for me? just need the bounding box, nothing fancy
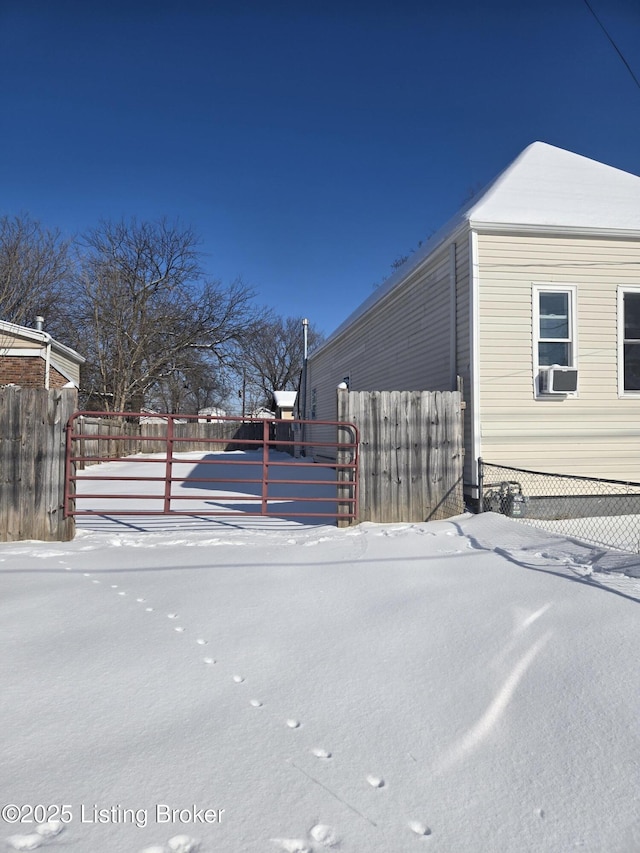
[0,356,71,389]
[0,356,46,387]
[49,366,69,389]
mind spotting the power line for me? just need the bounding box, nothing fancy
[583,0,640,92]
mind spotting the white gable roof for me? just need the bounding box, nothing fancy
[319,142,640,347]
[273,390,297,408]
[467,141,640,232]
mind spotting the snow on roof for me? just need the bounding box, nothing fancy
[318,142,640,350]
[139,410,187,423]
[273,390,297,408]
[467,141,640,232]
[198,406,227,417]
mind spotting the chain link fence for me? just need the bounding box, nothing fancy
[478,459,640,554]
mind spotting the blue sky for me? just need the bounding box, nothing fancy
[1,0,640,337]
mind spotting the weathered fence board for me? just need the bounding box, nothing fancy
[0,387,77,541]
[338,388,464,523]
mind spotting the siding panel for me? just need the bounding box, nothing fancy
[477,232,640,480]
[307,238,470,451]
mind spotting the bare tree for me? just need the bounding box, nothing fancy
[240,315,324,409]
[0,214,72,326]
[145,350,231,414]
[61,218,260,412]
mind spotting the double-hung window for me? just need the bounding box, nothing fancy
[533,285,577,394]
[619,288,640,394]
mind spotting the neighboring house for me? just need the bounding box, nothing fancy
[273,390,297,419]
[305,141,640,500]
[0,317,85,390]
[197,406,227,422]
[139,410,187,424]
[250,407,275,419]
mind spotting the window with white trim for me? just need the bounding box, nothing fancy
[619,288,640,393]
[533,285,577,394]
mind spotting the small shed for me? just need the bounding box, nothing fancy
[273,390,297,420]
[0,318,85,389]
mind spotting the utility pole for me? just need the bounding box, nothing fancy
[300,318,309,455]
[301,318,309,419]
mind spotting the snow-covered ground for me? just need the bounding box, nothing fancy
[72,450,342,520]
[2,453,640,853]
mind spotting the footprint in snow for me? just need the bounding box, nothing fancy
[286,719,300,729]
[168,835,199,853]
[233,674,245,683]
[408,820,432,837]
[35,820,63,839]
[195,638,207,645]
[312,747,331,759]
[203,657,216,665]
[366,774,384,788]
[7,820,64,849]
[167,613,179,619]
[140,833,199,853]
[271,839,311,853]
[6,835,42,851]
[309,824,339,847]
[250,699,263,707]
[379,525,411,536]
[271,824,339,852]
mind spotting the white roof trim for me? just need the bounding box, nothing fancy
[468,220,640,240]
[0,319,85,364]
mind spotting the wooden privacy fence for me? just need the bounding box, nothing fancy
[0,386,77,542]
[0,386,462,539]
[337,388,464,523]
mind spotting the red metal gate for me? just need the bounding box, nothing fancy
[64,411,358,523]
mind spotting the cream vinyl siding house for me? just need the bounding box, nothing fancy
[306,142,640,497]
[306,238,470,409]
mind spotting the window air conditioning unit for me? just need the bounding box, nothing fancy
[540,365,578,394]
